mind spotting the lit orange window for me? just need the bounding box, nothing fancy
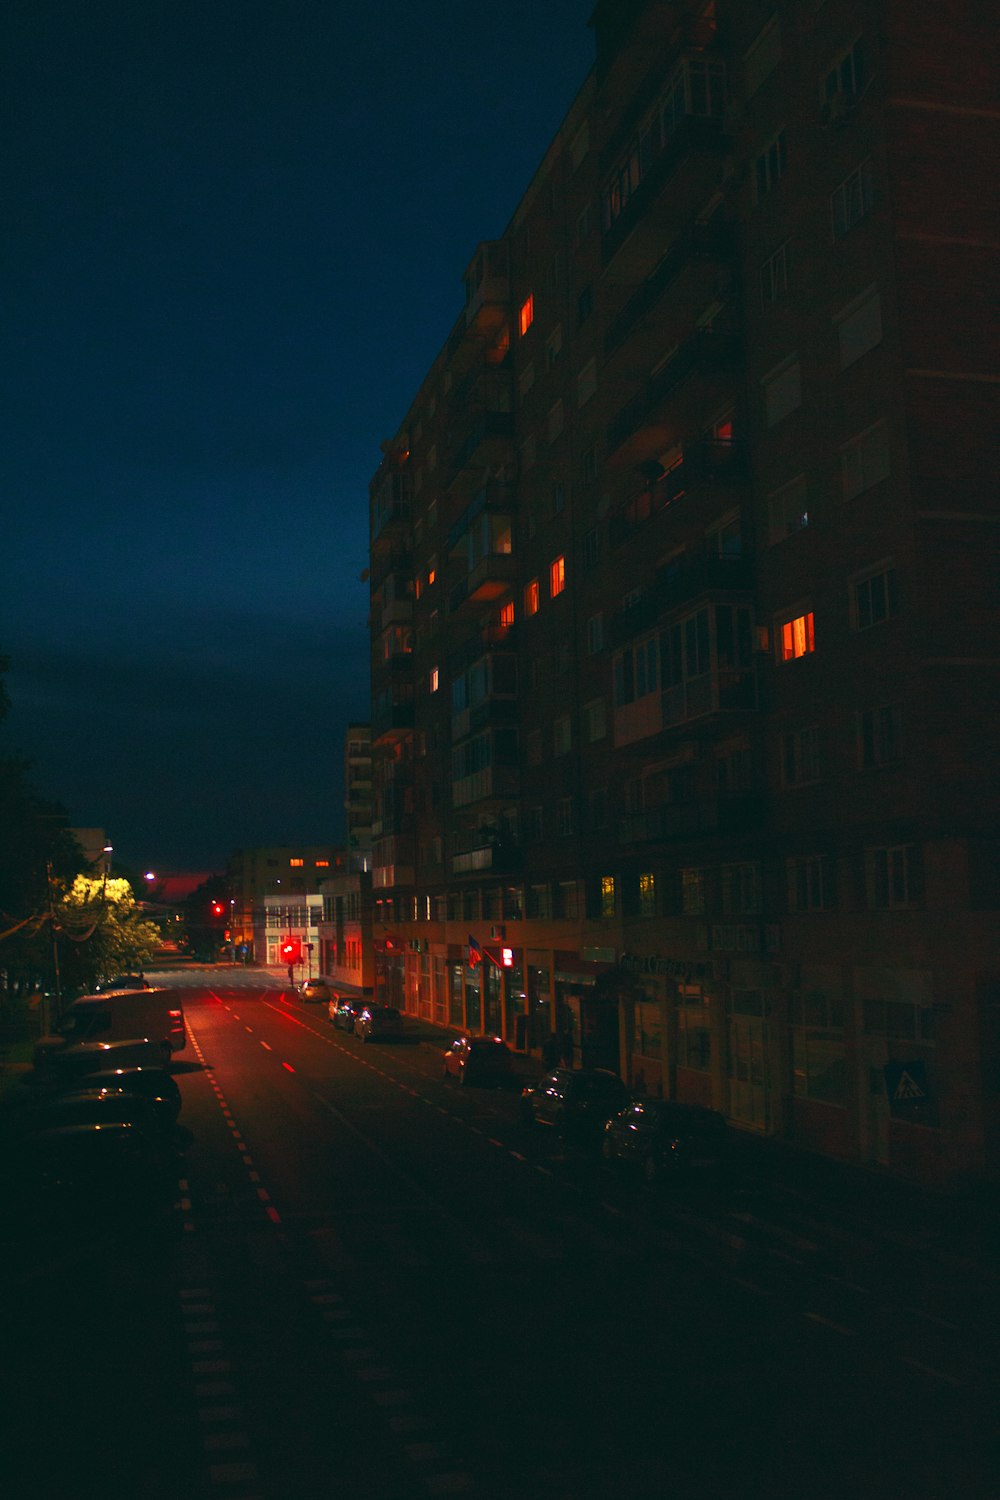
[289,858,304,867]
[519,294,535,337]
[549,555,566,597]
[430,666,439,692]
[315,860,329,868]
[524,579,540,616]
[499,600,515,629]
[427,566,436,586]
[780,612,815,661]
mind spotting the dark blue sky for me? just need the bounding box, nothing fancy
[1,0,594,874]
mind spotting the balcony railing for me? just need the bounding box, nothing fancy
[605,224,736,357]
[448,552,516,614]
[608,553,753,649]
[609,439,749,547]
[607,327,742,455]
[602,114,729,268]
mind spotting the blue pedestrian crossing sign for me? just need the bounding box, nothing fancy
[884,1059,932,1118]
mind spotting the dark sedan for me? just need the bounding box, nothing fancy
[601,1099,729,1184]
[443,1035,515,1087]
[329,997,369,1032]
[520,1068,631,1145]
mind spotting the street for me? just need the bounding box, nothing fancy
[3,966,998,1500]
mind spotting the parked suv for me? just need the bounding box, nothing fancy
[520,1069,630,1144]
[601,1100,729,1184]
[355,1006,404,1043]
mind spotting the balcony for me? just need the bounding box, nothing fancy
[370,501,411,553]
[662,666,757,726]
[602,115,730,274]
[609,439,749,548]
[448,551,517,614]
[606,326,742,459]
[448,621,516,678]
[452,764,520,809]
[451,839,523,877]
[372,697,415,743]
[608,553,753,650]
[451,695,519,744]
[605,224,736,356]
[444,411,515,489]
[446,482,516,554]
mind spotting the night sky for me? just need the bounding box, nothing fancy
[2,0,594,876]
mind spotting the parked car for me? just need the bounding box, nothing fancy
[601,1099,729,1183]
[299,978,335,1004]
[33,988,186,1067]
[57,1066,182,1122]
[4,1088,178,1155]
[329,996,369,1031]
[443,1035,515,1088]
[43,1037,165,1083]
[93,974,152,992]
[6,1120,175,1215]
[520,1068,631,1144]
[355,1006,404,1043]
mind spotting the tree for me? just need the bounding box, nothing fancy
[54,876,162,996]
[183,874,232,961]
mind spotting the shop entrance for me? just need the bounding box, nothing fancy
[727,990,770,1131]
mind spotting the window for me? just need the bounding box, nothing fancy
[524,579,540,616]
[782,725,821,785]
[744,16,781,96]
[869,844,924,908]
[853,565,899,630]
[577,284,593,325]
[841,421,890,499]
[754,128,787,199]
[823,37,866,105]
[526,731,542,768]
[779,611,815,661]
[547,400,565,443]
[768,475,809,544]
[552,481,566,516]
[681,868,706,916]
[570,122,589,171]
[557,798,574,836]
[677,991,712,1071]
[600,876,616,919]
[429,666,439,693]
[498,600,514,630]
[546,325,563,366]
[586,613,604,654]
[581,446,597,483]
[576,357,597,406]
[575,204,593,243]
[836,285,882,368]
[722,862,762,915]
[858,703,902,767]
[549,555,566,598]
[613,634,658,707]
[862,997,935,1043]
[760,241,789,306]
[584,697,607,742]
[638,871,656,918]
[518,295,534,336]
[553,715,572,756]
[289,858,304,867]
[583,527,601,568]
[519,435,536,472]
[831,159,874,237]
[791,989,845,1102]
[518,362,535,399]
[527,806,544,841]
[717,743,752,794]
[762,355,802,426]
[589,787,608,830]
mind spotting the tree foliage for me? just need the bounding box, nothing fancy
[53,876,162,994]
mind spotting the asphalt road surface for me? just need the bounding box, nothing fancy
[2,966,997,1499]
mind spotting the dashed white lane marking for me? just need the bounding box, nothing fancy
[900,1356,963,1386]
[260,1041,272,1051]
[805,1312,857,1336]
[913,1308,960,1331]
[244,1026,253,1034]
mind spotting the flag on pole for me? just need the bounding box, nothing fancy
[468,934,483,966]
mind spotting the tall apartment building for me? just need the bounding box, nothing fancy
[344,722,374,860]
[367,0,998,1183]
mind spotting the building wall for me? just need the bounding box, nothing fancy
[365,0,999,1185]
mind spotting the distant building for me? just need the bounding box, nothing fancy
[227,845,342,967]
[317,866,374,999]
[365,0,999,1184]
[344,723,373,862]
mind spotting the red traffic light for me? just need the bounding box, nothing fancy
[211,902,225,917]
[280,937,302,964]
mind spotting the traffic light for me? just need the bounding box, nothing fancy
[280,937,302,964]
[211,901,225,917]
